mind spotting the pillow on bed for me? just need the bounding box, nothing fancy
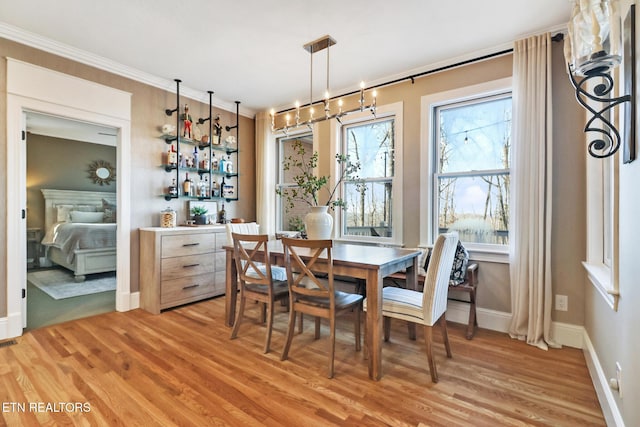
[70,210,105,223]
[56,204,76,222]
[102,199,117,223]
[75,205,98,212]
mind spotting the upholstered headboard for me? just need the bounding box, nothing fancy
[41,189,117,233]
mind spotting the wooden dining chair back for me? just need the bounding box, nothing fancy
[229,232,289,353]
[366,232,458,382]
[280,237,363,378]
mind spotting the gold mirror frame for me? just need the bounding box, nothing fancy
[88,160,116,186]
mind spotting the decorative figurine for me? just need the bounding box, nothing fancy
[181,104,193,139]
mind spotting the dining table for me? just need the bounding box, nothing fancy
[224,240,420,381]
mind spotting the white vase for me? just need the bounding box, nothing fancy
[304,206,333,239]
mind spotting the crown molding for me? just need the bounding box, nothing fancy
[0,22,255,118]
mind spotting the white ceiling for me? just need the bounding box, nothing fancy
[0,0,572,115]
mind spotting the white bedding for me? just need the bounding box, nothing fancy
[41,222,117,264]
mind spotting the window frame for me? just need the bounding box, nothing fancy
[420,78,512,263]
[332,102,404,245]
[274,129,314,233]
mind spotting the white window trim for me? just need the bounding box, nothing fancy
[273,126,315,233]
[583,151,619,311]
[331,102,404,245]
[420,77,512,263]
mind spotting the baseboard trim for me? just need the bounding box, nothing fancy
[447,302,587,350]
[0,313,24,340]
[116,291,140,312]
[447,300,511,333]
[583,332,625,427]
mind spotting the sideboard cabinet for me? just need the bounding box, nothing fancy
[139,226,227,314]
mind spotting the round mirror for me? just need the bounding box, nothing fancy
[88,160,116,186]
[96,167,110,179]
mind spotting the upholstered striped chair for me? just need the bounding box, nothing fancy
[364,232,458,382]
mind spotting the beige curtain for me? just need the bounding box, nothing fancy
[508,33,560,350]
[255,111,277,237]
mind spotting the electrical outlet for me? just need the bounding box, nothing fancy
[555,294,568,311]
[616,362,622,398]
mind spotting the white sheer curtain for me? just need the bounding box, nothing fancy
[255,111,276,237]
[509,33,560,350]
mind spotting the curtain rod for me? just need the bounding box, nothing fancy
[277,33,564,115]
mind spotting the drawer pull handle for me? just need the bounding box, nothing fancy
[183,284,200,290]
[183,243,200,247]
[183,263,200,268]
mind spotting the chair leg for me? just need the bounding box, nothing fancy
[354,305,361,351]
[297,312,303,334]
[314,317,321,340]
[230,291,246,340]
[260,302,267,324]
[263,300,274,354]
[363,312,368,360]
[424,325,438,383]
[407,323,416,341]
[383,316,391,342]
[281,307,297,361]
[328,316,336,378]
[466,289,477,340]
[440,315,452,358]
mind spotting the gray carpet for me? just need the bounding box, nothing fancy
[27,269,116,300]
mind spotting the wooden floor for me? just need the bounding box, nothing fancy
[0,296,605,426]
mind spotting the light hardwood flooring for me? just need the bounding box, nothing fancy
[0,296,605,426]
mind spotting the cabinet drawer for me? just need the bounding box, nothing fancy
[161,253,215,280]
[161,273,216,304]
[161,233,216,258]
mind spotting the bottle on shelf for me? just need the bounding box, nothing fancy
[217,203,227,224]
[168,144,177,166]
[219,155,226,173]
[225,155,233,174]
[202,175,210,198]
[211,153,218,171]
[183,173,192,196]
[200,151,208,170]
[193,147,199,169]
[212,177,220,197]
[168,178,178,198]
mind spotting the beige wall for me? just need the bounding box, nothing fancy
[0,37,255,314]
[26,135,117,232]
[302,44,586,318]
[1,35,587,333]
[583,3,640,425]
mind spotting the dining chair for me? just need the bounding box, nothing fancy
[365,232,458,382]
[229,232,289,353]
[225,221,259,245]
[280,237,363,378]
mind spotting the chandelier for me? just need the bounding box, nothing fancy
[270,35,377,134]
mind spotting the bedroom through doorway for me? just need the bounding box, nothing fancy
[25,112,118,330]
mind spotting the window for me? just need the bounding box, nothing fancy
[337,102,403,244]
[420,78,512,261]
[433,94,512,248]
[275,133,313,232]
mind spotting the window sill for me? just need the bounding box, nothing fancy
[467,248,509,264]
[582,261,618,311]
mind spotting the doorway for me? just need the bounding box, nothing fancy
[5,58,133,338]
[25,113,118,329]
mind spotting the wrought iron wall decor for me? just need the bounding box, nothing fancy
[565,1,635,161]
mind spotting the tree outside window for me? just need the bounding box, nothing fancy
[276,134,313,232]
[435,94,511,245]
[342,118,394,238]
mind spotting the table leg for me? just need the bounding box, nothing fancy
[224,249,238,327]
[405,259,418,340]
[366,269,384,381]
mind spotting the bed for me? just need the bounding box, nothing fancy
[40,189,117,281]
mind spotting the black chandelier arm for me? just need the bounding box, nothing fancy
[568,65,631,158]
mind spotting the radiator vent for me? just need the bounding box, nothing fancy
[0,339,18,348]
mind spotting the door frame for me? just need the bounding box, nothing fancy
[5,58,133,338]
